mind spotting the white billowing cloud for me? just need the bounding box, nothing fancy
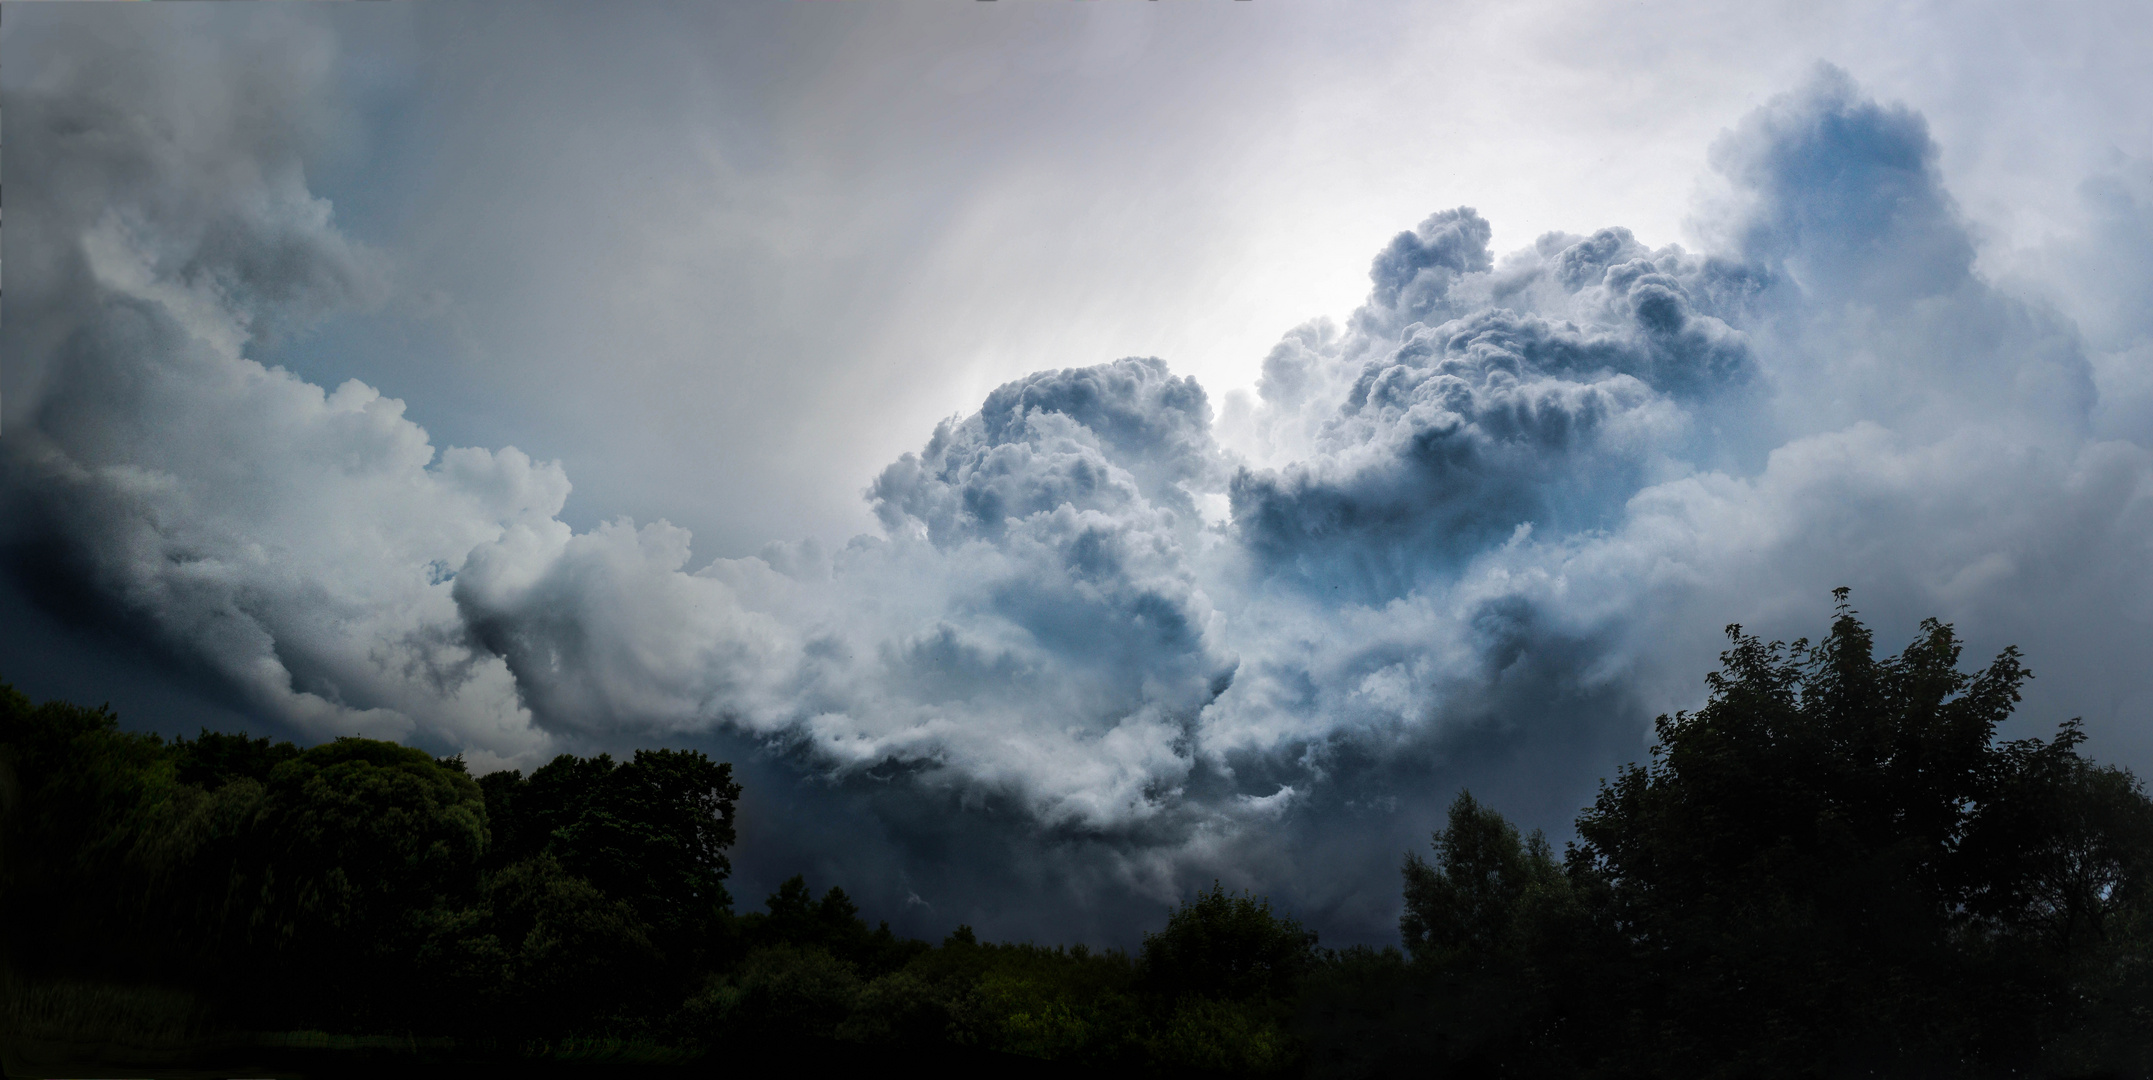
[456,355,1239,832]
[2016,158,2153,450]
[2,9,559,763]
[422,60,2153,838]
[5,242,565,755]
[7,11,2153,925]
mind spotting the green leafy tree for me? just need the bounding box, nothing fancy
[465,747,741,1018]
[1294,945,1434,1080]
[480,752,616,870]
[1148,995,1296,1075]
[240,737,486,1024]
[684,943,864,1047]
[1394,791,1577,1074]
[0,685,191,979]
[169,729,299,790]
[451,851,662,1035]
[254,737,488,936]
[474,766,526,867]
[1401,790,1567,970]
[555,748,740,923]
[476,749,737,921]
[835,970,952,1049]
[733,875,925,976]
[1140,882,1317,1003]
[1566,591,2153,1075]
[1961,723,2153,956]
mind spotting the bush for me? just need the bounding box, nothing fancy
[686,944,861,1046]
[1147,996,1294,1075]
[834,970,950,1048]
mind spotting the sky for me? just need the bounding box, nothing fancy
[3,0,2151,946]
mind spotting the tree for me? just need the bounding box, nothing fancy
[476,749,738,923]
[484,752,617,869]
[0,684,192,979]
[731,875,923,976]
[554,748,740,924]
[1961,722,2153,957]
[1395,791,1578,1075]
[240,737,487,1024]
[466,746,741,1007]
[451,850,662,1035]
[255,738,488,932]
[169,729,299,790]
[1401,790,1566,970]
[1564,591,2153,1075]
[1140,882,1317,1003]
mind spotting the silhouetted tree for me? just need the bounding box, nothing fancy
[1140,881,1317,1003]
[238,737,487,1024]
[169,728,299,789]
[1401,790,1567,970]
[1564,591,2153,1075]
[1393,791,1577,1074]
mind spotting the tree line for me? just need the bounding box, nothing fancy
[3,593,2151,1076]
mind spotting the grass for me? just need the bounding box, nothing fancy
[1,975,217,1051]
[0,974,715,1076]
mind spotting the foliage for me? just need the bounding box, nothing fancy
[1140,881,1318,1002]
[686,943,864,1045]
[1391,791,1579,1074]
[0,686,201,979]
[1294,945,1435,1079]
[1554,593,2153,1075]
[433,850,664,1034]
[835,970,950,1048]
[478,749,739,919]
[1148,995,1296,1075]
[551,748,740,923]
[170,729,300,790]
[253,738,488,943]
[0,975,214,1057]
[733,874,925,976]
[1400,790,1567,971]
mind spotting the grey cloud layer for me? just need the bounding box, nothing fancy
[6,25,2151,934]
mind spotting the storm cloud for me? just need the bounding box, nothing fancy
[4,5,2151,943]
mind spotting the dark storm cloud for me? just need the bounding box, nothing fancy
[5,24,2151,948]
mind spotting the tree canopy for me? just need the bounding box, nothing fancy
[1379,593,2153,1077]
